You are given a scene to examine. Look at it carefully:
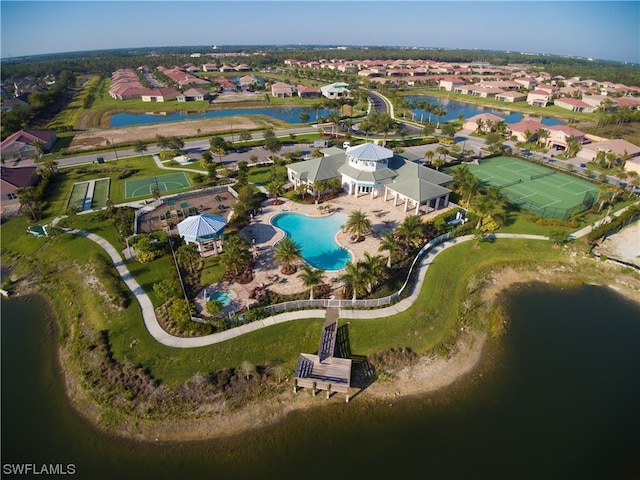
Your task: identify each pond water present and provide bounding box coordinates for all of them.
[2,283,638,480]
[404,95,564,125]
[110,106,331,127]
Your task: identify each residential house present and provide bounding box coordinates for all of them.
[463,113,505,133]
[1,98,29,112]
[544,125,586,151]
[471,87,505,99]
[215,77,237,93]
[176,87,210,102]
[271,82,295,98]
[297,85,321,99]
[320,82,351,99]
[0,129,57,160]
[514,77,537,89]
[576,139,640,166]
[239,75,259,89]
[141,88,180,102]
[506,120,547,143]
[527,89,553,107]
[439,77,466,92]
[0,165,39,204]
[554,97,595,113]
[495,91,526,103]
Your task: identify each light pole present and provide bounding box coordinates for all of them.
[111,138,119,161]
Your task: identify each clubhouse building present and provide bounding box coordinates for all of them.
[287,143,453,215]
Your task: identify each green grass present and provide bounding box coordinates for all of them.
[126,256,176,307]
[67,182,88,211]
[0,203,610,390]
[201,256,225,286]
[346,238,566,355]
[92,178,110,208]
[247,165,287,185]
[44,156,195,220]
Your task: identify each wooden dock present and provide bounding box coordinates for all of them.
[294,308,352,401]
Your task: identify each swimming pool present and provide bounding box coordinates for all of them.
[209,291,233,307]
[271,212,351,271]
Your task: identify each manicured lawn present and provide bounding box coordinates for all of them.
[201,255,225,287]
[247,165,287,185]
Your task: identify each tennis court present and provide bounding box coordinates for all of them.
[466,157,599,219]
[124,172,192,199]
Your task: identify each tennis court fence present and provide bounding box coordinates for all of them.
[506,189,597,220]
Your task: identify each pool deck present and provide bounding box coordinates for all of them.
[195,191,454,315]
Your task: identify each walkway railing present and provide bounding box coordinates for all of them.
[257,232,452,314]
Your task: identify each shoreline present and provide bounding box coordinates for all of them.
[16,258,640,443]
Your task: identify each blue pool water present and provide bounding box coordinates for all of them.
[404,95,564,126]
[271,212,351,271]
[110,106,331,127]
[209,291,233,306]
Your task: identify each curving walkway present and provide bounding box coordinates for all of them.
[76,226,547,348]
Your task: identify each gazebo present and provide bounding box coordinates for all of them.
[176,213,226,255]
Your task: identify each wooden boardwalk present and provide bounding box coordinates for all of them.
[294,308,352,401]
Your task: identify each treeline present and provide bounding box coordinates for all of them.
[3,46,639,86]
[1,69,76,138]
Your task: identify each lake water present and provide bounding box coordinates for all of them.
[2,284,638,479]
[404,95,564,125]
[110,106,331,127]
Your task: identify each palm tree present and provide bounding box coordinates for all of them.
[362,252,385,293]
[452,165,479,207]
[274,237,302,274]
[298,264,325,300]
[424,150,435,165]
[472,194,494,229]
[340,261,367,301]
[397,215,425,249]
[435,145,448,160]
[220,235,252,276]
[378,231,402,268]
[176,243,201,274]
[343,209,372,242]
[433,106,447,128]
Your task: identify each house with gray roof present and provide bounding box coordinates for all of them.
[287,143,452,216]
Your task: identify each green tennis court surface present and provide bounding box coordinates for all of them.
[466,157,599,219]
[124,172,192,199]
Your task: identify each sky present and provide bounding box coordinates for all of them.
[1,1,638,63]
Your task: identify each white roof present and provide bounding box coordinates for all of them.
[345,143,393,161]
[177,214,226,240]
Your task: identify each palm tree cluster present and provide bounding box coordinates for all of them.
[339,253,386,301]
[452,165,507,231]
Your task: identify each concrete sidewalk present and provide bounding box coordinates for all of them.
[75,228,548,348]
